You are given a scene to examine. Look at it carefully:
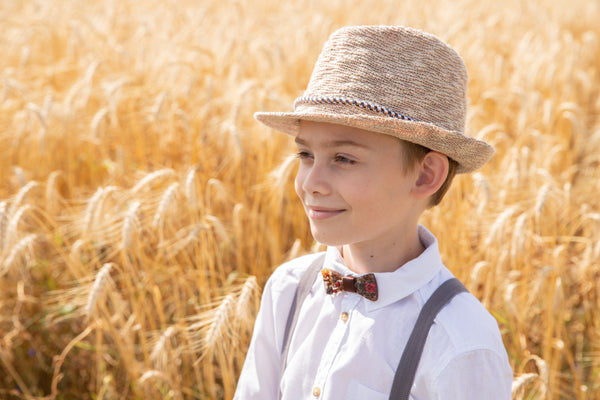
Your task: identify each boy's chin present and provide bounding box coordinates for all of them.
[309,229,347,247]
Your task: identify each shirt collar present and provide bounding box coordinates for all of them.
[322,225,444,311]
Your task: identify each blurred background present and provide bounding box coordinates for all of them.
[0,0,599,398]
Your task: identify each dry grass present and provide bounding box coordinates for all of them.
[0,0,599,398]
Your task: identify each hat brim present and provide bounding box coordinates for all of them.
[254,111,494,174]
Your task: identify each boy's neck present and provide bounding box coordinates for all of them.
[339,226,425,274]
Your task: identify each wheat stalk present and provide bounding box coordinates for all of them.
[232,202,245,266]
[50,323,97,399]
[0,347,33,397]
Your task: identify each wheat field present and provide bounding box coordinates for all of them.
[0,0,599,399]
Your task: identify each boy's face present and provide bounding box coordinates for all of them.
[294,121,421,247]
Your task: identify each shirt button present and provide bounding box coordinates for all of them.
[312,387,321,397]
[341,311,349,322]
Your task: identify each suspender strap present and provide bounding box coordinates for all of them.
[278,253,325,400]
[389,278,468,400]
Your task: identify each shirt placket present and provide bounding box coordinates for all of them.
[310,294,360,399]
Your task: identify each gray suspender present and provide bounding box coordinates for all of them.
[278,254,325,400]
[279,254,468,400]
[389,278,467,399]
[280,254,326,373]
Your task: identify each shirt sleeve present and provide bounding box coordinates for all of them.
[233,264,300,400]
[434,349,513,400]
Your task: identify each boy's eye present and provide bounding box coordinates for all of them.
[334,154,356,164]
[295,151,313,160]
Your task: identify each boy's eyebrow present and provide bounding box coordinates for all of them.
[294,137,369,149]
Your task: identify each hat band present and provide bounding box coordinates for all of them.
[294,96,416,122]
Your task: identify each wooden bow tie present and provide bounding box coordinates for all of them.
[321,269,378,301]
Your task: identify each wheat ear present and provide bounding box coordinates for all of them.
[185,168,197,208]
[9,181,39,216]
[0,234,38,277]
[131,169,175,194]
[5,204,33,249]
[200,294,235,361]
[45,171,67,212]
[150,326,178,371]
[84,263,114,321]
[511,373,539,397]
[235,276,259,326]
[83,186,118,235]
[122,201,141,250]
[0,201,7,253]
[152,182,179,229]
[90,107,109,142]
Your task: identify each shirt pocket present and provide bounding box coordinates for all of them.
[346,381,388,400]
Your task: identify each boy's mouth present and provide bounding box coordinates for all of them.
[306,206,345,220]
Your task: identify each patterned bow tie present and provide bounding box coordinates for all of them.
[321,269,378,301]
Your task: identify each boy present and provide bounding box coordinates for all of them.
[235,25,513,399]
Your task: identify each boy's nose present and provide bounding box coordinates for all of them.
[298,163,331,196]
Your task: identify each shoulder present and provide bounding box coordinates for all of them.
[422,289,512,377]
[416,290,513,396]
[429,291,507,359]
[412,271,507,359]
[264,252,326,297]
[247,252,327,353]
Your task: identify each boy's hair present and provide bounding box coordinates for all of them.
[400,140,458,207]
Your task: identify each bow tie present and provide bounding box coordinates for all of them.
[321,269,378,301]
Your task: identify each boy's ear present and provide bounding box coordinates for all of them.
[412,152,449,200]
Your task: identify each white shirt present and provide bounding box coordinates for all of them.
[235,226,513,399]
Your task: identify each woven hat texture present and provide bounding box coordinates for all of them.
[255,25,494,173]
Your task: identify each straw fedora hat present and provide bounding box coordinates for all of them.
[255,25,494,174]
